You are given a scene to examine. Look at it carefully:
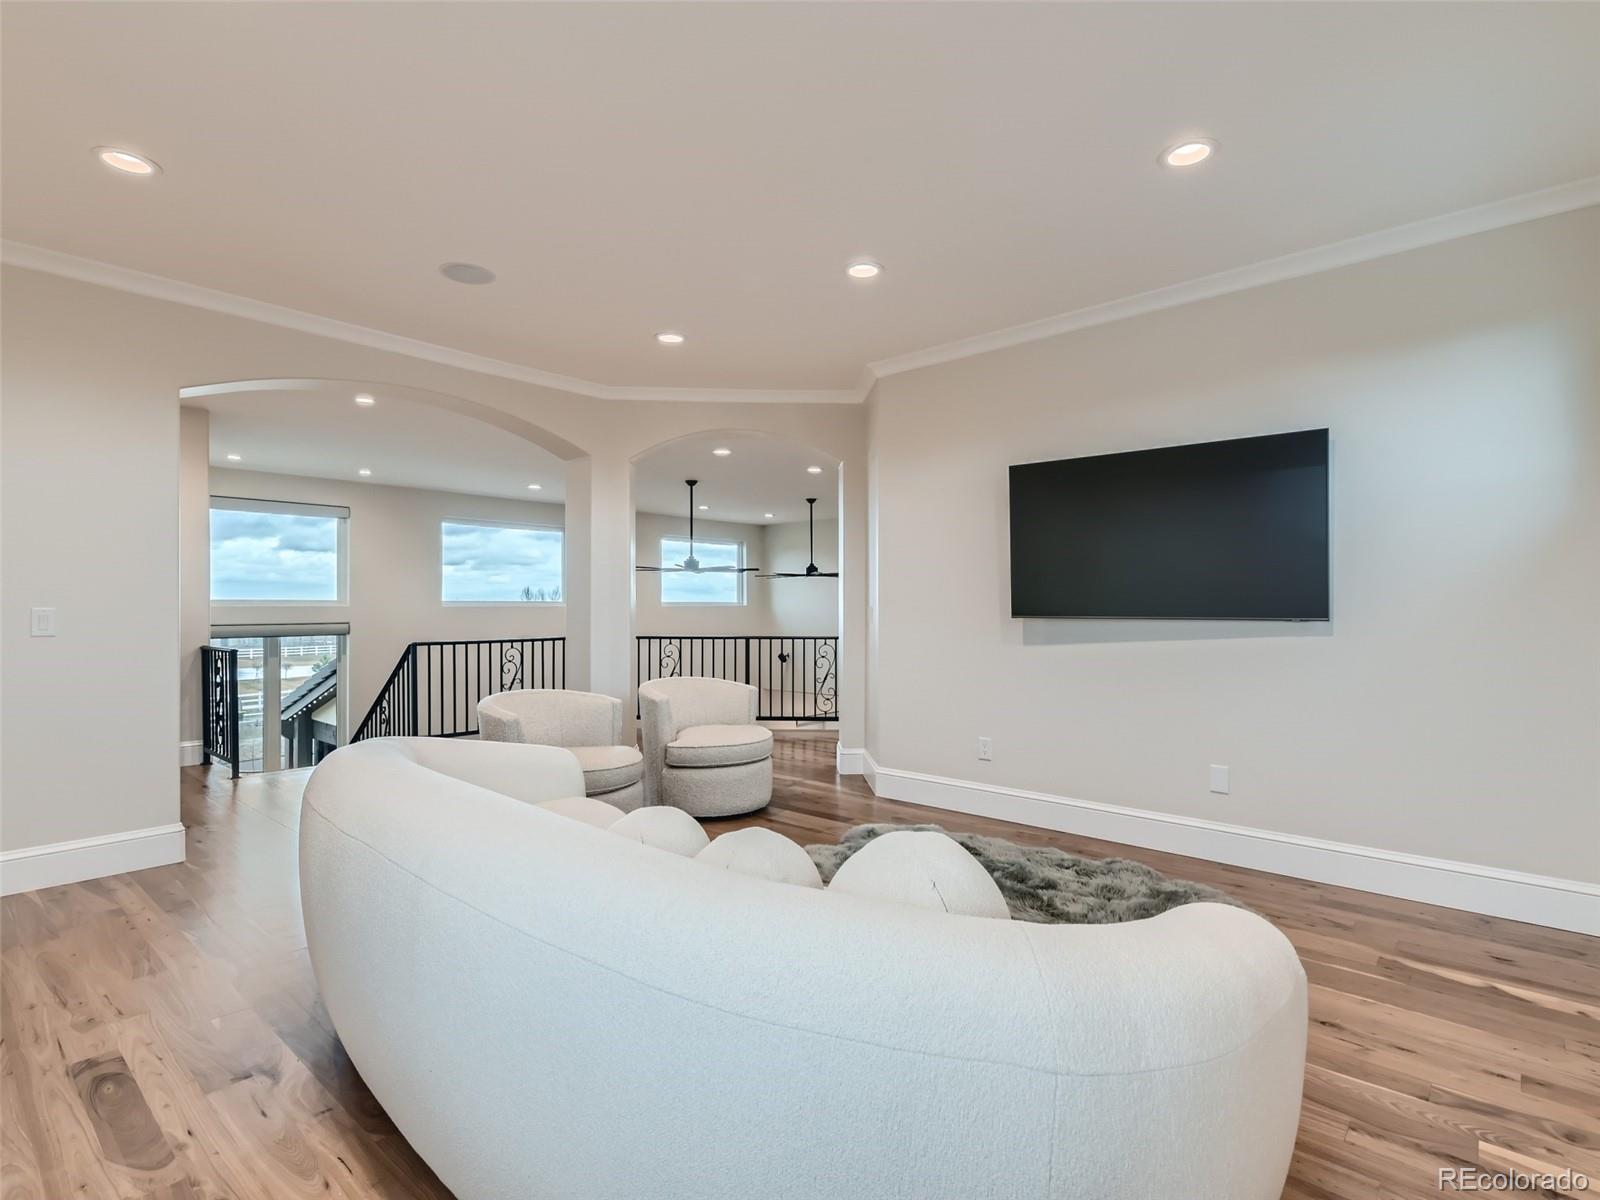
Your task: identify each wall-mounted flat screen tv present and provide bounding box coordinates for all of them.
[1009,428,1329,620]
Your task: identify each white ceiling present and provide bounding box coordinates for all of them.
[202,388,568,503]
[634,432,838,525]
[5,3,1597,393]
[200,388,831,522]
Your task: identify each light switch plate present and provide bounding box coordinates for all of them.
[30,607,57,637]
[1208,764,1230,794]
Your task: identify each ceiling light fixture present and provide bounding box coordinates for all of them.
[1161,139,1216,168]
[712,447,732,457]
[698,504,710,511]
[846,260,882,279]
[439,262,496,285]
[358,468,372,477]
[354,393,376,406]
[764,513,774,520]
[807,465,824,474]
[656,332,685,346]
[527,483,543,491]
[225,453,242,462]
[95,147,160,176]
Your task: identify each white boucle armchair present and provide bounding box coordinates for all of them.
[637,677,773,817]
[478,688,644,810]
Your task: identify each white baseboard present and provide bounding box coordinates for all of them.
[836,746,865,776]
[178,740,204,767]
[860,753,1600,935]
[1,823,187,896]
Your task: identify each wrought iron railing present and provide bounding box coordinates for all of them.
[201,645,242,778]
[353,637,566,742]
[636,635,838,722]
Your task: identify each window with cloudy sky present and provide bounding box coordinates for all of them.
[211,505,342,602]
[441,521,564,603]
[660,537,744,604]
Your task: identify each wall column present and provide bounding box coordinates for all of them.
[564,454,634,710]
[178,406,211,765]
[836,454,868,765]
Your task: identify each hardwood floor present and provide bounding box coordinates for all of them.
[3,735,1596,1198]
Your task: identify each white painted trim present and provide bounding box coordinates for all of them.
[867,176,1600,379]
[860,753,1600,935]
[835,746,865,776]
[1,824,186,896]
[0,241,858,406]
[178,740,204,767]
[6,178,1597,403]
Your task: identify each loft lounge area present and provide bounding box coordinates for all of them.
[2,4,1597,1199]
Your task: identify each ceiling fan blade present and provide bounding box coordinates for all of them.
[634,564,686,573]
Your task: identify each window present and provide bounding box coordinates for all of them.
[211,498,347,603]
[660,536,744,605]
[441,520,564,603]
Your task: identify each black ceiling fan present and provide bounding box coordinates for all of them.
[636,480,761,575]
[760,498,838,578]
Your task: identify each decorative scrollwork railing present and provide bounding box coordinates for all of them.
[201,645,242,778]
[353,637,566,742]
[635,636,840,723]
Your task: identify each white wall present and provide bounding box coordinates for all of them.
[866,207,1600,886]
[765,517,840,636]
[207,468,565,725]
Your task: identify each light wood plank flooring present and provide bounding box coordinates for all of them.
[3,736,1596,1198]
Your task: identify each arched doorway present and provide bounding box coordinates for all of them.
[630,430,843,736]
[178,377,584,772]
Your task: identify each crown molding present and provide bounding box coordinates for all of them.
[7,175,1596,402]
[867,175,1600,379]
[0,240,859,406]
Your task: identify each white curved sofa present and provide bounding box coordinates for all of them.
[300,738,1307,1200]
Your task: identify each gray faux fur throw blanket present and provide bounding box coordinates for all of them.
[806,823,1241,924]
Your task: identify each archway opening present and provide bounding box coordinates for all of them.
[178,378,580,773]
[630,430,842,733]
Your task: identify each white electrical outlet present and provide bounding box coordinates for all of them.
[1209,764,1230,794]
[977,736,993,762]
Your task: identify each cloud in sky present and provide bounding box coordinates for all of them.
[442,523,564,601]
[211,510,339,600]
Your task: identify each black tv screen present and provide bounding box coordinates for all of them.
[1009,429,1329,620]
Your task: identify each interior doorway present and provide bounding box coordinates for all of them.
[630,430,842,730]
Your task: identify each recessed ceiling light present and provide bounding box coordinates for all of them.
[807,465,823,474]
[698,504,710,511]
[712,447,732,457]
[95,147,160,176]
[764,512,775,520]
[354,393,376,406]
[225,453,241,462]
[439,262,496,285]
[656,332,685,346]
[358,468,372,477]
[527,483,542,491]
[846,260,882,279]
[1161,139,1216,168]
